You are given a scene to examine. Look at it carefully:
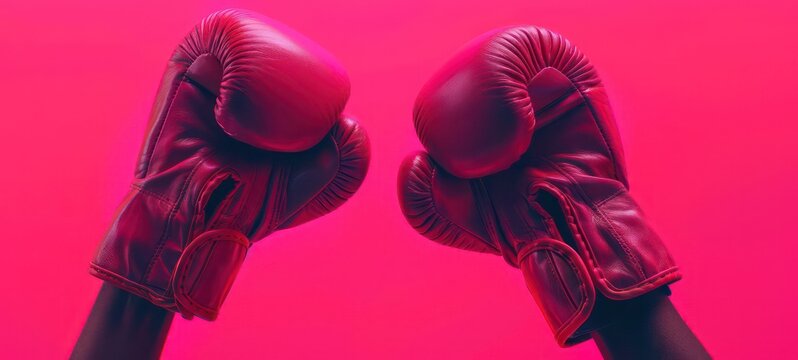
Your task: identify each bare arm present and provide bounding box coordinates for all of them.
[592,294,709,360]
[72,283,174,360]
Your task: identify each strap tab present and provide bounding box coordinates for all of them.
[172,229,249,320]
[518,238,595,346]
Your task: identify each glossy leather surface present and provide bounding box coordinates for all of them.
[399,26,678,346]
[90,9,370,320]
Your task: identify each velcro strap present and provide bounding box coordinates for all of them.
[172,229,249,320]
[518,238,595,347]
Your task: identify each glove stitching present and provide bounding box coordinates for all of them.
[532,173,680,295]
[175,233,247,318]
[472,179,506,254]
[519,241,591,344]
[89,263,175,308]
[270,165,289,230]
[593,198,647,279]
[220,169,245,231]
[139,71,194,281]
[544,250,578,310]
[579,89,625,184]
[544,244,589,342]
[186,241,218,296]
[532,76,581,116]
[592,187,625,208]
[130,183,175,205]
[141,73,191,178]
[540,157,647,281]
[143,155,209,285]
[242,164,272,237]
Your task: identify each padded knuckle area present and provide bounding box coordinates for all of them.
[413,26,599,179]
[175,8,350,152]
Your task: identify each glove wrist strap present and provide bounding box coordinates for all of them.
[518,238,596,346]
[172,229,249,320]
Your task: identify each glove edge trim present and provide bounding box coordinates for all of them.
[518,238,596,347]
[88,263,177,312]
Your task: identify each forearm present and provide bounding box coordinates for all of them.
[72,282,174,360]
[592,295,709,360]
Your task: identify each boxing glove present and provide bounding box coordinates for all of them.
[399,26,679,346]
[90,9,370,321]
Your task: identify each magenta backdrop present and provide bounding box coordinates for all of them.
[1,0,796,358]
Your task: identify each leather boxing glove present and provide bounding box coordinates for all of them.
[90,9,370,321]
[399,26,679,346]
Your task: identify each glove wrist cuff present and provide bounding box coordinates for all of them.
[518,236,677,347]
[89,229,249,321]
[88,262,177,310]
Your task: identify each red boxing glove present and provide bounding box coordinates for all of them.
[399,26,679,346]
[90,9,370,321]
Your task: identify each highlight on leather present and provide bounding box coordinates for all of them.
[174,8,350,152]
[413,26,597,179]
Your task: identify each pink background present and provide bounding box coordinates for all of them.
[1,0,796,358]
